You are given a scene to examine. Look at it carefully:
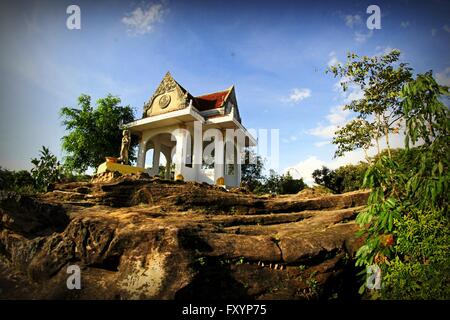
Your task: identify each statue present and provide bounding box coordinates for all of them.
[97,129,144,175]
[117,129,131,165]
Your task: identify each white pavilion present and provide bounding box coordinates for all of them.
[123,72,256,187]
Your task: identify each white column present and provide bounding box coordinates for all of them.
[192,121,203,181]
[214,132,225,184]
[174,129,186,179]
[236,145,242,187]
[137,140,147,168]
[151,140,161,176]
[161,146,172,180]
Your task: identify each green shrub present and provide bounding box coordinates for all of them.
[31,146,63,192]
[381,210,450,299]
[355,72,450,299]
[0,167,36,193]
[334,163,369,193]
[312,163,368,194]
[254,170,306,195]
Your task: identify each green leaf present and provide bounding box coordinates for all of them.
[388,213,393,231]
[358,283,366,295]
[385,197,396,208]
[438,162,443,175]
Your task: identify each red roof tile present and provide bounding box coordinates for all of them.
[194,89,230,111]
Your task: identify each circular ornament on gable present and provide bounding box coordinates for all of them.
[159,94,171,109]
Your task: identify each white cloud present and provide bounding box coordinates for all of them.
[444,25,450,33]
[284,151,370,185]
[285,127,409,186]
[344,86,364,104]
[354,30,373,43]
[281,134,300,144]
[334,77,364,104]
[375,45,394,55]
[341,13,372,43]
[285,156,326,185]
[308,77,364,145]
[308,124,338,139]
[121,2,166,35]
[431,28,437,37]
[333,75,350,91]
[283,88,311,103]
[308,105,352,139]
[326,105,351,125]
[344,14,362,28]
[327,51,340,68]
[400,21,410,28]
[314,141,330,147]
[436,67,450,87]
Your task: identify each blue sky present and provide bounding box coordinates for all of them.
[0,0,449,183]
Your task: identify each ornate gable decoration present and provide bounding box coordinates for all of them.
[143,72,189,118]
[224,86,241,123]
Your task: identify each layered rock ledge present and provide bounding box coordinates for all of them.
[0,174,369,299]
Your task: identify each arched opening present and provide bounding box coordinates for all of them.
[144,133,175,179]
[144,150,169,176]
[224,140,240,187]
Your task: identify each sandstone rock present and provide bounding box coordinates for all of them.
[295,186,333,199]
[90,171,122,184]
[0,176,368,300]
[0,191,69,238]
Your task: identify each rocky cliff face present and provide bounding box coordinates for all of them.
[0,173,368,300]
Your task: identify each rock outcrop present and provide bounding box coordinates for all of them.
[0,174,369,300]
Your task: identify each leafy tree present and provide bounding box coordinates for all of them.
[256,169,281,194]
[255,170,306,195]
[335,162,369,193]
[240,148,265,191]
[312,166,344,193]
[329,49,450,299]
[31,146,62,192]
[59,171,92,183]
[278,171,306,194]
[0,167,34,192]
[332,119,375,161]
[312,163,370,194]
[0,167,17,190]
[350,71,450,299]
[13,170,34,187]
[329,49,413,159]
[60,94,136,173]
[312,152,424,195]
